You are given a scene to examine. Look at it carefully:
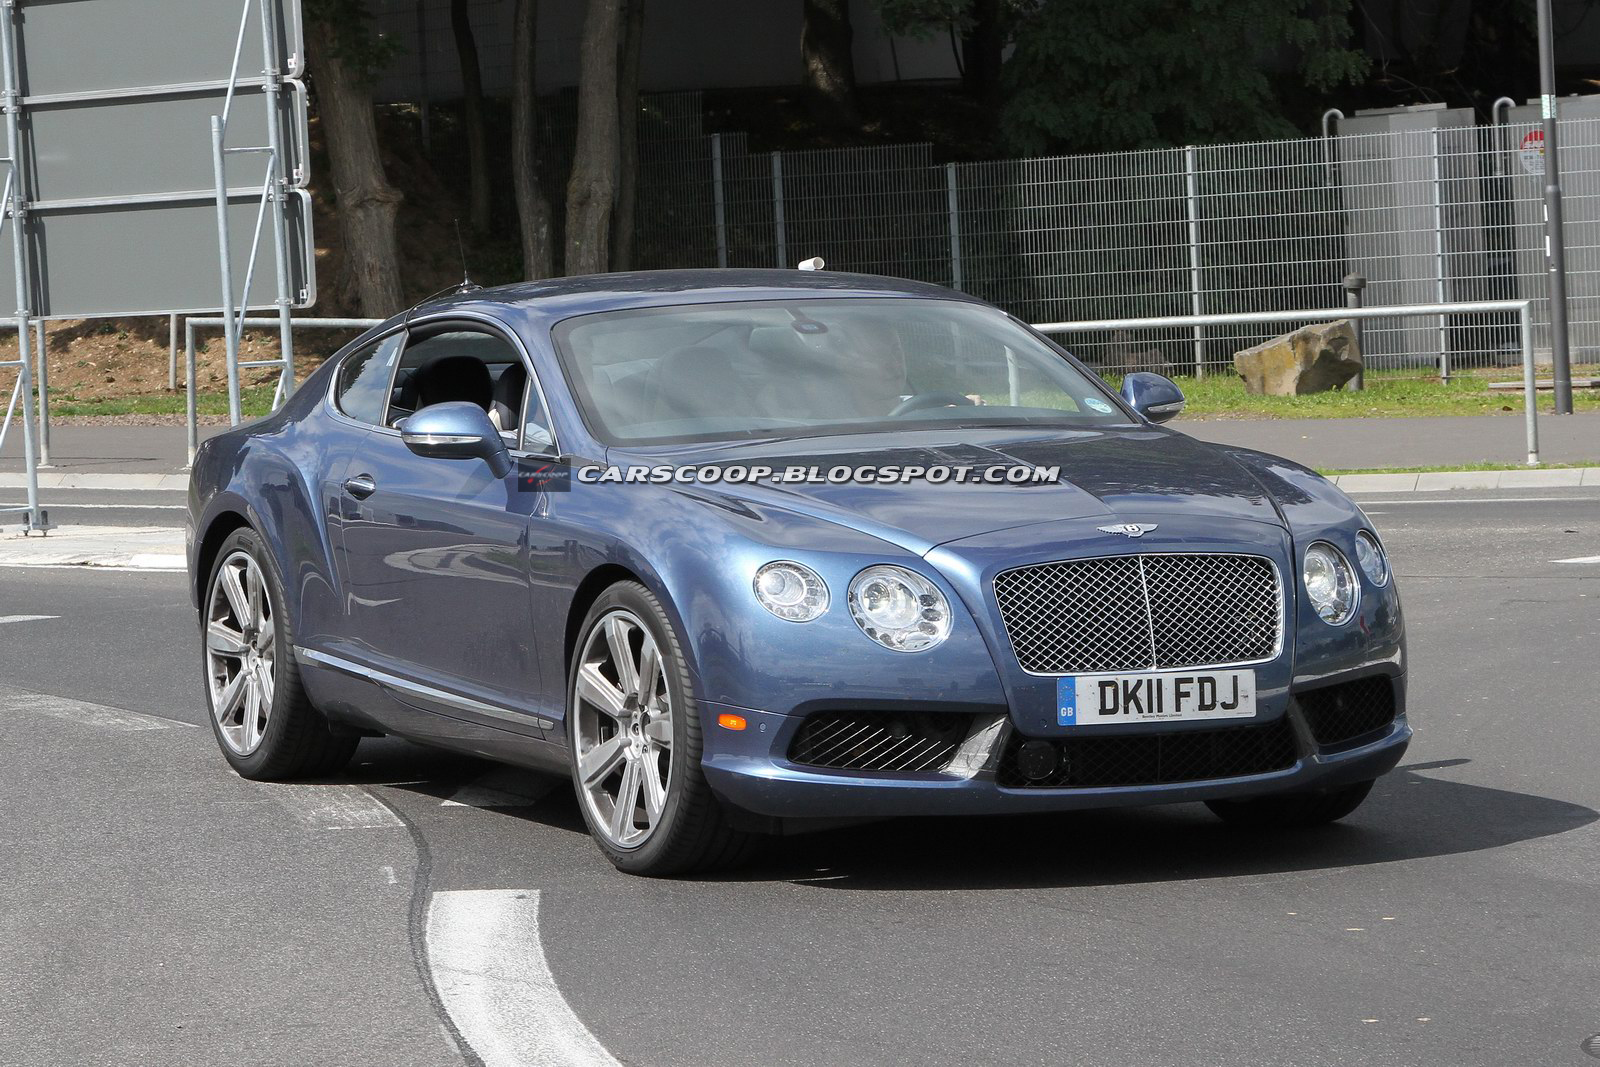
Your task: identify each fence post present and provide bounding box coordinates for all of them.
[1183,146,1204,377]
[945,162,963,291]
[1429,127,1449,382]
[33,319,48,466]
[1343,273,1366,391]
[1520,301,1540,465]
[168,313,179,391]
[186,320,198,467]
[771,151,787,268]
[711,133,727,268]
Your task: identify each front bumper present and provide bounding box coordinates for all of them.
[701,675,1410,820]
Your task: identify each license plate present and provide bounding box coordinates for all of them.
[1057,669,1256,726]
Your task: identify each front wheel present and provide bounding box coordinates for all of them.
[1205,780,1374,828]
[567,581,755,876]
[202,528,357,780]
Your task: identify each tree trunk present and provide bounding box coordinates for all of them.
[565,0,623,276]
[306,20,404,317]
[512,0,554,279]
[801,0,860,129]
[961,0,1004,109]
[611,0,645,271]
[450,0,491,232]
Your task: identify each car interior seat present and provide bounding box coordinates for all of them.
[647,345,760,424]
[489,362,527,434]
[409,354,493,413]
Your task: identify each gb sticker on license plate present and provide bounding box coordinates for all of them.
[1057,668,1256,726]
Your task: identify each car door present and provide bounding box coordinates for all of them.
[337,321,548,733]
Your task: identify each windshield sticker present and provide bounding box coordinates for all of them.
[1084,397,1114,413]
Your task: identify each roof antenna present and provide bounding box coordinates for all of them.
[454,219,480,293]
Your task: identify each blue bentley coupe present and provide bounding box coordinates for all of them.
[187,270,1409,875]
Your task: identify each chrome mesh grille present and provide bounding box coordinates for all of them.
[994,553,1281,674]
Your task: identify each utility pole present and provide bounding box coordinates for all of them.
[1537,0,1575,414]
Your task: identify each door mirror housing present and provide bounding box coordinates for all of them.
[1119,372,1186,424]
[399,402,513,479]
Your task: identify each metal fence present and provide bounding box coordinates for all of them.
[628,103,1600,381]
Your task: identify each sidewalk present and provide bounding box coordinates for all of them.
[4,412,1596,478]
[0,525,185,570]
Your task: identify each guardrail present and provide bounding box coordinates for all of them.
[1033,299,1543,466]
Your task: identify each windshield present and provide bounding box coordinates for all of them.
[551,297,1130,446]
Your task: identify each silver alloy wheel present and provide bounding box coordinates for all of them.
[205,549,276,756]
[572,609,674,849]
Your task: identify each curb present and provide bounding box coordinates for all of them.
[1329,467,1600,493]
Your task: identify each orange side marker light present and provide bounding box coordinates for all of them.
[717,713,748,731]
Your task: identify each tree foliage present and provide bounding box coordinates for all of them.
[999,0,1368,154]
[302,0,400,85]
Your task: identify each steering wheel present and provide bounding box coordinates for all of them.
[889,391,976,417]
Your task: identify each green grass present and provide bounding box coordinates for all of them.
[49,386,278,418]
[1164,370,1600,419]
[1314,461,1593,475]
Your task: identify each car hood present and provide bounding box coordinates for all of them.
[617,427,1285,555]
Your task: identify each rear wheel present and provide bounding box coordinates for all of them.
[203,528,358,780]
[1205,780,1374,828]
[567,581,755,876]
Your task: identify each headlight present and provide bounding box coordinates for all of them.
[1354,530,1388,587]
[847,565,952,652]
[1302,542,1358,625]
[752,561,829,622]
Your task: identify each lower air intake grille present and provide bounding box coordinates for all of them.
[1297,676,1397,746]
[788,711,972,773]
[996,718,1299,789]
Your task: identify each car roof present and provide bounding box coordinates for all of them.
[413,268,989,325]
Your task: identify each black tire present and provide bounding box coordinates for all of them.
[567,581,757,876]
[201,527,358,780]
[1205,779,1374,828]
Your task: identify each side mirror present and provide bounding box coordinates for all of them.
[399,401,513,479]
[1119,372,1186,424]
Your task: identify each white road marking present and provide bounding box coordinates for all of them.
[0,614,57,625]
[0,684,195,731]
[1552,554,1600,564]
[441,768,557,809]
[262,784,406,830]
[426,889,621,1067]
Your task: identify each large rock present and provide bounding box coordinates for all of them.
[1233,321,1361,396]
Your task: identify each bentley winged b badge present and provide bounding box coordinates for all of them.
[1097,523,1159,538]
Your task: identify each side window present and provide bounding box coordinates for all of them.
[334,333,404,425]
[385,327,516,428]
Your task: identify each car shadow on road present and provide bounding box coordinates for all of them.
[727,759,1599,891]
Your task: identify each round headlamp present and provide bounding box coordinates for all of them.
[1354,530,1388,587]
[847,565,952,652]
[1302,542,1358,625]
[752,561,828,622]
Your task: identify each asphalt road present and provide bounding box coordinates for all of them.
[2,488,1598,1067]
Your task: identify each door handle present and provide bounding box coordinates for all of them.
[343,474,377,500]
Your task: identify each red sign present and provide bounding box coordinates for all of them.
[1520,129,1546,175]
